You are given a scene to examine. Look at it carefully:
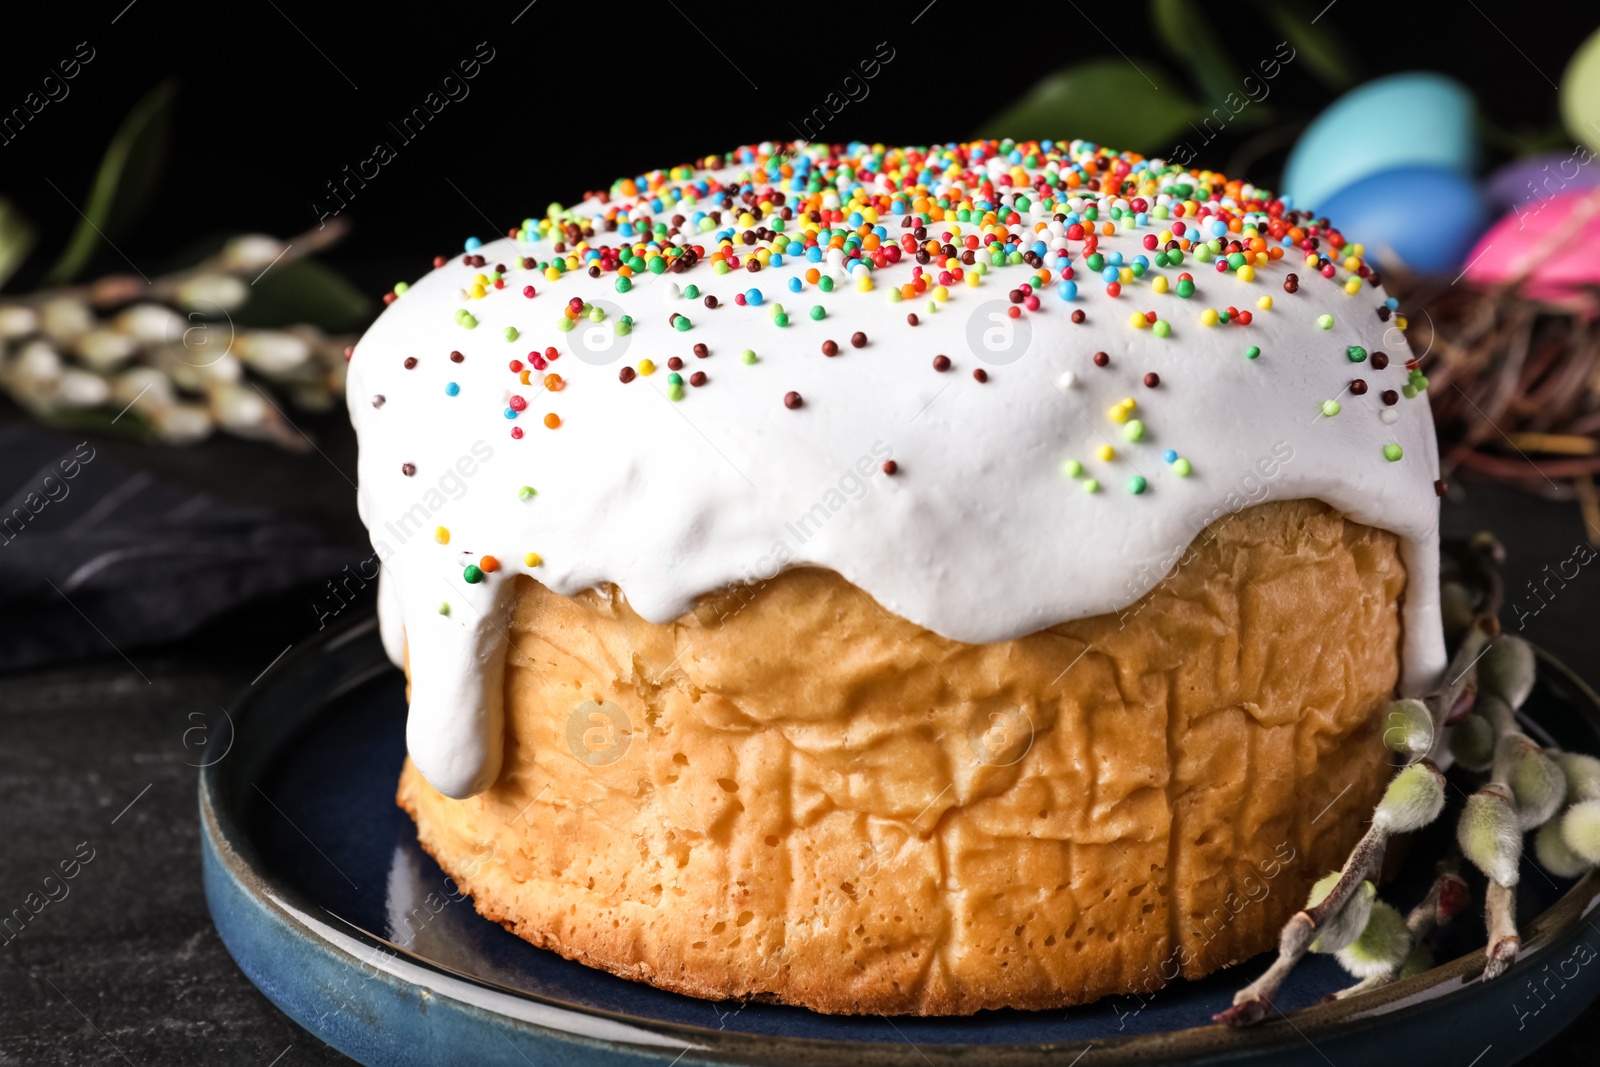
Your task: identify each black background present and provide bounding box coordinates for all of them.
[0,0,1593,286]
[3,2,1600,1065]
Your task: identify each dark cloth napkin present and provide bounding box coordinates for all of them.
[0,425,357,671]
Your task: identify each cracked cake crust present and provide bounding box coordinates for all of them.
[397,498,1405,1015]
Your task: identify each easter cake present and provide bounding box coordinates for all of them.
[347,139,1446,1015]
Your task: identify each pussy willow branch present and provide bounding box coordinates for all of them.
[1484,880,1520,979]
[1323,854,1469,1001]
[1448,533,1507,629]
[0,218,351,312]
[1477,693,1528,978]
[1426,617,1496,754]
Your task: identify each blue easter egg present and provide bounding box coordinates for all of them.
[1283,73,1477,212]
[1317,165,1489,274]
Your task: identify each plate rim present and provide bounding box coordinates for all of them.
[200,612,1600,1065]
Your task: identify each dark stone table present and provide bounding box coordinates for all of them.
[1,407,1596,1065]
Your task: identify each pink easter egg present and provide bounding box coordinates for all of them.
[1462,187,1600,305]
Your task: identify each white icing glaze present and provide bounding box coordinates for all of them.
[348,143,1446,799]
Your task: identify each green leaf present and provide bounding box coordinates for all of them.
[1256,0,1358,90]
[234,258,369,331]
[0,197,36,291]
[43,79,176,286]
[976,59,1203,154]
[38,405,153,441]
[1150,0,1243,105]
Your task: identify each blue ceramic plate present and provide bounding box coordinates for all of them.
[201,615,1600,1066]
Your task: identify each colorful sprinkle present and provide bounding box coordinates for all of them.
[405,143,1406,541]
[1384,444,1404,462]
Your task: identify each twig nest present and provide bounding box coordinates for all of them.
[1335,900,1412,979]
[1562,799,1600,866]
[1375,762,1447,833]
[112,303,187,344]
[1449,714,1496,772]
[1535,816,1592,879]
[1459,783,1523,886]
[1554,751,1600,804]
[1307,875,1377,954]
[1497,735,1566,830]
[1381,699,1434,759]
[1479,636,1536,709]
[74,328,139,371]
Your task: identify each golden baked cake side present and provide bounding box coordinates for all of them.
[397,498,1405,1015]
